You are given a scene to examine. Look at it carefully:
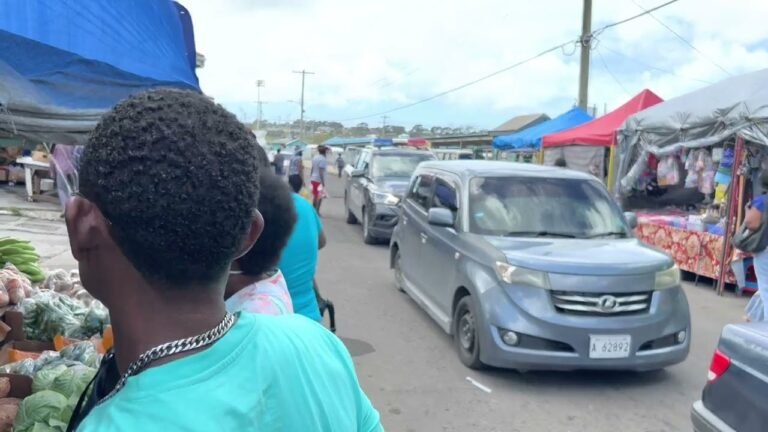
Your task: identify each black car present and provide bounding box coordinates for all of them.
[344,148,435,244]
[691,322,768,432]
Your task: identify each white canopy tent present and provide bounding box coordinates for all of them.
[616,68,768,195]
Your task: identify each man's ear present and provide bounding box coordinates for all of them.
[64,196,111,262]
[233,211,264,260]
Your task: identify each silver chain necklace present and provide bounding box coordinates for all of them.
[98,312,237,405]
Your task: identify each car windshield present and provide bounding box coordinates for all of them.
[371,154,433,178]
[468,176,628,238]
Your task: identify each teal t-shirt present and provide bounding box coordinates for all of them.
[78,313,382,431]
[279,194,323,321]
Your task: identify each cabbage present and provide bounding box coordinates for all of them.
[49,365,96,400]
[32,365,68,393]
[13,390,68,432]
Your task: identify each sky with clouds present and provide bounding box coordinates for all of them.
[181,0,768,130]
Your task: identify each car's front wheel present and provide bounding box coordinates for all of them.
[454,295,484,369]
[362,209,377,245]
[345,193,357,224]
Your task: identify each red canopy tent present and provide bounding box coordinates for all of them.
[542,89,663,148]
[407,138,429,148]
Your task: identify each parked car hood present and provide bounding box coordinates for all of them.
[483,236,672,276]
[372,177,410,197]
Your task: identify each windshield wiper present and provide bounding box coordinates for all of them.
[583,231,628,239]
[504,230,579,238]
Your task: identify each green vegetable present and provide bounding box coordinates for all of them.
[20,291,110,341]
[13,390,68,432]
[49,366,95,400]
[31,365,68,393]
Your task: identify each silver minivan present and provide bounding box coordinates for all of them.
[390,161,690,370]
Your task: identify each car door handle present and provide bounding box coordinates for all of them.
[420,233,428,243]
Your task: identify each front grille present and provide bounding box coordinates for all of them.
[551,291,651,316]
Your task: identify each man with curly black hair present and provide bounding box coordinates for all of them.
[65,89,382,432]
[225,172,297,315]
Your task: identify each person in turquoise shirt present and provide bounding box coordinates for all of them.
[64,89,382,432]
[280,175,326,321]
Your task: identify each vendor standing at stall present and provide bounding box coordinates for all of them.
[744,175,768,322]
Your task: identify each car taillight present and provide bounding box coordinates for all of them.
[707,349,731,382]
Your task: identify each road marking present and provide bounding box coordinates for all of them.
[465,376,492,393]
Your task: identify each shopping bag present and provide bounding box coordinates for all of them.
[733,207,768,253]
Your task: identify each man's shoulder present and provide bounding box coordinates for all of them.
[242,314,345,360]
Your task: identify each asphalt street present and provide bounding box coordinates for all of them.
[0,177,751,432]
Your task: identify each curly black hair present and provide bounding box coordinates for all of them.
[79,89,261,286]
[238,173,297,276]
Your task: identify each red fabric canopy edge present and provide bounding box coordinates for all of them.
[541,89,663,148]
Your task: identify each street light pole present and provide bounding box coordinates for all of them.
[577,0,593,110]
[292,70,315,138]
[255,80,265,130]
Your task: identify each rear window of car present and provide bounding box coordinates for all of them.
[371,153,435,178]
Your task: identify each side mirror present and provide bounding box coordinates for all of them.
[351,169,365,178]
[624,212,638,229]
[428,207,455,227]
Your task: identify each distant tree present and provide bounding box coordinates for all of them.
[410,124,428,137]
[389,125,406,136]
[350,122,370,136]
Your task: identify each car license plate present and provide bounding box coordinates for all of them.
[589,335,631,359]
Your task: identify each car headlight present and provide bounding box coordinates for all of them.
[370,190,400,205]
[494,262,550,289]
[654,265,681,289]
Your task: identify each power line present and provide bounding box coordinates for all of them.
[598,44,713,84]
[629,0,731,76]
[338,0,680,122]
[595,48,631,95]
[592,0,679,36]
[336,41,574,122]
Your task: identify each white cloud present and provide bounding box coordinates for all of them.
[182,0,768,127]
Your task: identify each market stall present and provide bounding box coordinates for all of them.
[616,67,768,294]
[0,2,202,427]
[492,106,592,162]
[542,89,663,186]
[0,0,201,204]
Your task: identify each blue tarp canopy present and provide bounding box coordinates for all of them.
[492,107,593,152]
[0,0,200,144]
[323,136,374,146]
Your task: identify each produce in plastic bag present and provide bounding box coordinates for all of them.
[41,271,72,294]
[13,390,68,432]
[49,366,95,401]
[0,351,84,377]
[20,291,110,341]
[59,342,100,369]
[31,365,68,394]
[0,359,37,376]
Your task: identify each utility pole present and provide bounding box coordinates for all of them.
[255,80,265,130]
[292,70,315,138]
[577,0,592,110]
[381,115,389,136]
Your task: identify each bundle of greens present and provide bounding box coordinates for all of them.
[14,365,96,432]
[19,291,109,342]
